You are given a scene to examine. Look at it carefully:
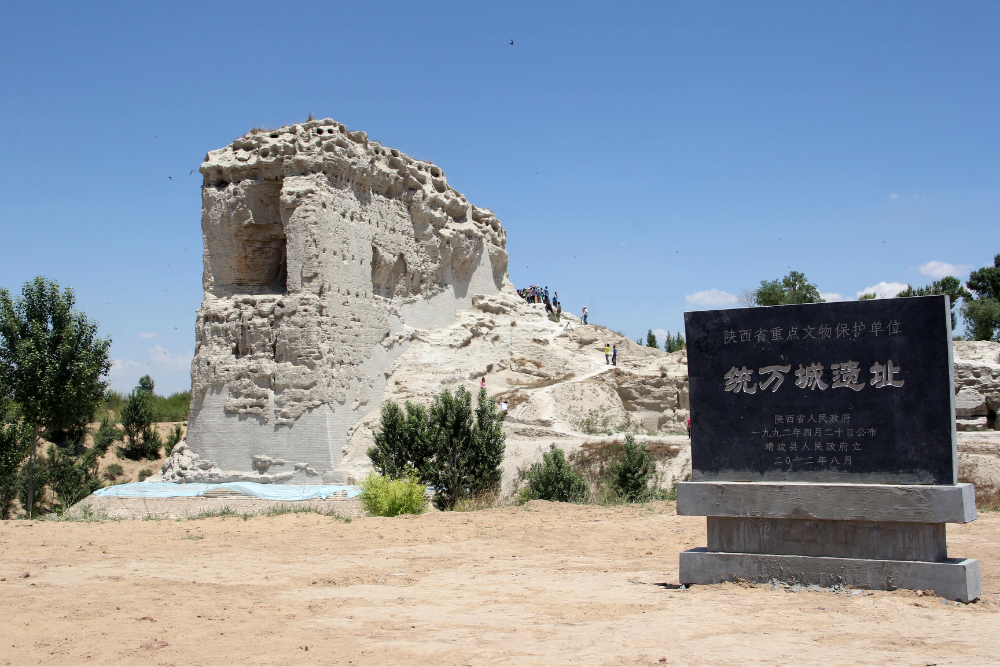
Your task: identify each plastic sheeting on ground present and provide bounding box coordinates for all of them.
[92,481,361,500]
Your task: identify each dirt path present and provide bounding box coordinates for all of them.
[2,501,999,665]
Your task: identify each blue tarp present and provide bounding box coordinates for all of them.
[92,482,361,500]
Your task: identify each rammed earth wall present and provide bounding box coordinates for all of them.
[186,119,509,483]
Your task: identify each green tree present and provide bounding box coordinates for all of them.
[420,387,507,510]
[0,402,31,519]
[896,276,970,330]
[961,254,1000,342]
[471,387,505,495]
[664,331,686,353]
[753,271,824,307]
[519,444,587,503]
[368,387,506,510]
[0,277,111,518]
[47,443,102,510]
[858,292,877,300]
[607,434,655,502]
[120,376,162,460]
[646,329,659,349]
[367,400,432,480]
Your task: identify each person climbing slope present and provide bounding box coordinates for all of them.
[612,345,617,366]
[605,343,610,364]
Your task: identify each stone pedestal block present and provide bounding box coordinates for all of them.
[677,482,981,602]
[679,549,981,602]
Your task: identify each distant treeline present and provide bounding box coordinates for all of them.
[104,389,190,422]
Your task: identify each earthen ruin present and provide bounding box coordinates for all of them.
[181,118,508,483]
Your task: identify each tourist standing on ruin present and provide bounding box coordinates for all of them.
[612,345,618,366]
[582,306,588,324]
[605,343,610,364]
[480,376,486,390]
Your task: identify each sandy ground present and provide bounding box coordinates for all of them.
[1,501,999,666]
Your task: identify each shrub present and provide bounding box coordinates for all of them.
[91,413,120,456]
[151,391,191,422]
[358,471,427,517]
[47,444,102,510]
[606,434,656,502]
[368,387,506,511]
[103,389,126,414]
[102,463,124,481]
[119,376,161,460]
[137,468,154,482]
[0,405,30,519]
[164,424,184,453]
[519,444,587,503]
[368,400,431,479]
[422,387,505,510]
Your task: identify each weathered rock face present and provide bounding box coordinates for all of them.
[184,119,508,483]
[953,341,1000,432]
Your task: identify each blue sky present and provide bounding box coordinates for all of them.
[1,1,997,395]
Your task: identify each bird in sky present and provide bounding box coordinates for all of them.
[169,176,172,180]
[509,40,513,45]
[190,170,194,175]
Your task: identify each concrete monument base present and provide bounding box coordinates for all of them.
[680,549,981,602]
[677,481,982,602]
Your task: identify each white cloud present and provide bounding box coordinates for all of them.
[856,281,909,299]
[890,193,898,199]
[918,260,974,280]
[108,358,141,382]
[685,289,738,306]
[108,346,193,392]
[137,331,159,339]
[149,345,194,371]
[820,292,846,302]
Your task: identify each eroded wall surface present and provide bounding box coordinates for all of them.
[182,119,508,483]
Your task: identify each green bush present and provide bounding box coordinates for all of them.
[368,400,431,480]
[47,444,102,510]
[422,387,506,510]
[519,444,587,503]
[137,468,154,482]
[120,376,161,460]
[102,462,124,481]
[368,387,506,511]
[91,413,120,456]
[151,391,190,422]
[358,471,427,517]
[607,434,656,502]
[0,405,31,519]
[103,389,126,413]
[164,424,184,453]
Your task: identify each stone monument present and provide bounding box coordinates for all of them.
[677,295,981,601]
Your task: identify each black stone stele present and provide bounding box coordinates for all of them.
[684,295,956,484]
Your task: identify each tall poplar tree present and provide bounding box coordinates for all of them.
[0,277,111,517]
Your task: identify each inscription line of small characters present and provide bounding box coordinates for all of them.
[773,455,853,467]
[724,360,903,394]
[723,320,900,344]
